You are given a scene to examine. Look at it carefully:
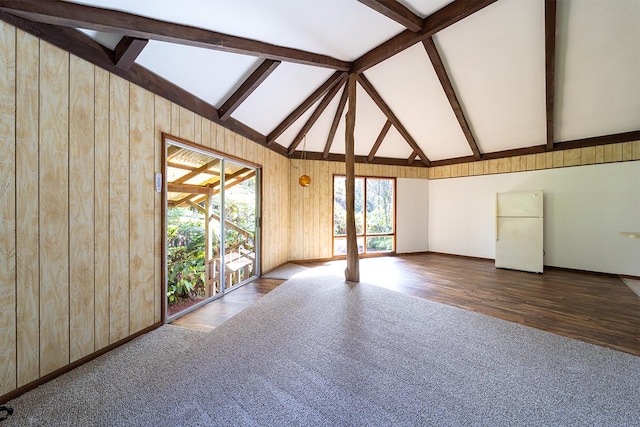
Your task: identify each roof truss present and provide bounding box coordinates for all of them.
[356,0,423,32]
[1,0,634,169]
[0,0,351,70]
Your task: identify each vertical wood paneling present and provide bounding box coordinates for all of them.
[179,106,194,141]
[69,55,95,362]
[215,123,225,152]
[39,41,69,376]
[170,103,179,135]
[15,29,39,387]
[109,75,130,344]
[0,20,17,395]
[93,66,110,351]
[193,114,201,145]
[154,95,171,324]
[201,118,211,150]
[129,85,155,334]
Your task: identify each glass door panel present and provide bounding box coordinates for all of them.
[166,145,222,318]
[222,161,258,291]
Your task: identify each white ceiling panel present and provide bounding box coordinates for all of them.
[77,29,120,50]
[230,63,334,136]
[555,0,640,142]
[300,91,345,153]
[365,43,472,161]
[375,126,414,159]
[275,98,322,152]
[398,0,456,18]
[434,0,546,153]
[135,41,258,108]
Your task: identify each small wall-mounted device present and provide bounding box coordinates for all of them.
[155,172,162,193]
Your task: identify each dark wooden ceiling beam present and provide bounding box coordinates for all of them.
[357,74,430,166]
[290,129,640,167]
[407,150,418,164]
[287,76,347,155]
[422,37,481,159]
[367,120,392,162]
[292,151,428,167]
[556,130,640,150]
[352,0,497,73]
[545,0,557,151]
[356,0,423,32]
[0,0,351,70]
[113,36,148,70]
[267,71,346,145]
[323,84,349,159]
[219,59,281,121]
[0,11,291,158]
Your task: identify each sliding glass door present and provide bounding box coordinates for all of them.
[164,137,260,321]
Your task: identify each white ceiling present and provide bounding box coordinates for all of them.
[67,0,639,164]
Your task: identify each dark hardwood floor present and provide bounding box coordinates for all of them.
[172,253,640,356]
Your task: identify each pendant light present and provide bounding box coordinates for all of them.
[298,134,311,187]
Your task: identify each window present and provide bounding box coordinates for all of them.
[333,175,395,256]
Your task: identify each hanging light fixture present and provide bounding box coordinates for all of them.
[298,134,311,187]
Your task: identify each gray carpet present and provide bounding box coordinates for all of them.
[4,265,640,426]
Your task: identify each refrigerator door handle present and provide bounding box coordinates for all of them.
[495,196,499,241]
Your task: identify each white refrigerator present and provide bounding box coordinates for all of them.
[495,190,544,273]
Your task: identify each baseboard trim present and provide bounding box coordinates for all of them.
[0,322,163,405]
[424,251,493,262]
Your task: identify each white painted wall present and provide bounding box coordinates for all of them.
[396,178,429,253]
[428,162,640,276]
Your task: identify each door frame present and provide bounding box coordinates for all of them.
[161,133,261,322]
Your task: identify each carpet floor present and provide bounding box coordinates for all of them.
[4,265,639,426]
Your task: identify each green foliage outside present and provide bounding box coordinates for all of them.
[333,177,394,253]
[167,176,257,305]
[166,207,206,304]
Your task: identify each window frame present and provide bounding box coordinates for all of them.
[332,174,396,258]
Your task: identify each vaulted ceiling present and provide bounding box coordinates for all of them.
[1,0,638,167]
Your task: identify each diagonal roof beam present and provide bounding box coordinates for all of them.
[357,0,423,32]
[0,0,351,71]
[288,76,347,155]
[219,59,281,121]
[408,150,418,164]
[357,74,430,166]
[323,84,349,159]
[367,120,392,162]
[113,36,148,70]
[352,0,497,73]
[545,0,557,151]
[267,71,346,145]
[422,37,481,159]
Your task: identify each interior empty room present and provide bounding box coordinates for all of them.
[0,0,638,425]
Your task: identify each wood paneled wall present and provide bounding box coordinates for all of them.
[428,143,640,179]
[0,22,290,398]
[288,160,429,260]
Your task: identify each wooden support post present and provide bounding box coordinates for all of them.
[345,73,360,283]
